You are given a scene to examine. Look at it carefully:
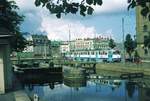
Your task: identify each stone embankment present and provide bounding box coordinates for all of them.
[96,63,150,76]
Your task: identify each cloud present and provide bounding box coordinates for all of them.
[93,0,128,14]
[14,0,133,42]
[15,0,97,41]
[39,15,96,40]
[15,0,129,16]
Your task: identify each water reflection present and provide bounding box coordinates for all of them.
[15,68,150,101]
[23,77,150,101]
[125,81,138,98]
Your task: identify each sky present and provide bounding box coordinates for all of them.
[15,0,136,42]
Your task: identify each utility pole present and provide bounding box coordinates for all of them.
[122,18,125,64]
[45,40,47,59]
[68,24,71,59]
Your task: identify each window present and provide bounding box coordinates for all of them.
[143,25,148,32]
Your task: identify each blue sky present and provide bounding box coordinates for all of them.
[15,0,136,42]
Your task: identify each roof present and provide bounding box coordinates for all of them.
[32,34,48,39]
[0,35,12,37]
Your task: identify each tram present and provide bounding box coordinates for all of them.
[65,49,121,62]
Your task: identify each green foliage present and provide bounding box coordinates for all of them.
[128,0,150,21]
[124,34,135,57]
[11,32,28,52]
[34,0,103,18]
[109,39,116,49]
[0,0,24,33]
[0,0,27,52]
[35,0,150,19]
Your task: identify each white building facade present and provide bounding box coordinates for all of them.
[59,35,121,62]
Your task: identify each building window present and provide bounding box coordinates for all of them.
[143,25,148,32]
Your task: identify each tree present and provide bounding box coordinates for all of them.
[109,39,116,49]
[11,32,28,52]
[34,0,102,18]
[128,0,150,21]
[0,0,27,52]
[35,0,150,20]
[124,34,135,59]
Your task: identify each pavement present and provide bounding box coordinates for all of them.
[0,90,31,101]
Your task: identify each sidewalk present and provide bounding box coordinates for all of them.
[0,90,31,101]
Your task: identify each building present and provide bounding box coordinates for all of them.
[136,4,150,59]
[0,28,13,94]
[51,41,61,58]
[22,34,51,58]
[60,35,115,62]
[60,41,70,54]
[32,35,51,57]
[23,34,33,52]
[94,37,110,51]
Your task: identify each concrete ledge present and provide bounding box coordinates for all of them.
[96,63,150,76]
[14,90,31,101]
[0,90,31,101]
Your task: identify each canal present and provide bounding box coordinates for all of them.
[21,74,150,101]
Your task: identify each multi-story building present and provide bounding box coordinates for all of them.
[60,41,70,54]
[136,4,150,59]
[23,35,33,53]
[32,35,51,57]
[51,41,61,58]
[94,37,110,50]
[17,34,51,58]
[60,35,114,61]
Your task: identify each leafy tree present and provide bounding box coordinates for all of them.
[11,32,28,52]
[128,0,150,21]
[124,34,135,58]
[34,0,103,18]
[109,39,116,49]
[0,0,27,52]
[35,0,150,19]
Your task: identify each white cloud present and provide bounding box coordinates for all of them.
[15,0,129,15]
[93,0,128,14]
[39,15,96,40]
[14,0,129,41]
[15,0,38,12]
[15,0,97,41]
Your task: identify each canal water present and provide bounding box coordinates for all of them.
[24,78,143,101]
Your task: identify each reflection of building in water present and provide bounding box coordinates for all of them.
[64,78,86,88]
[91,79,122,88]
[138,78,150,101]
[125,81,138,98]
[63,68,86,88]
[139,87,150,101]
